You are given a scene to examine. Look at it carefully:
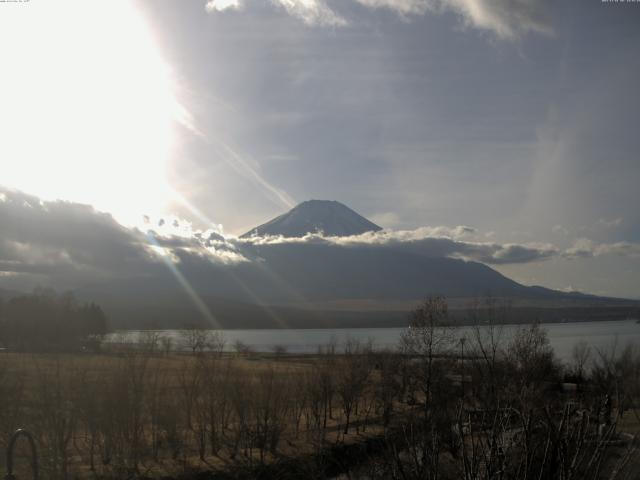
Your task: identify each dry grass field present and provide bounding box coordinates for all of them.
[1,309,639,479]
[0,347,402,479]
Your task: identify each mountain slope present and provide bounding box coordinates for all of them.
[78,236,640,329]
[242,200,382,238]
[72,200,639,328]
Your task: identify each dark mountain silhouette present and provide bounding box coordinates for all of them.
[68,200,639,328]
[242,200,382,238]
[79,255,638,329]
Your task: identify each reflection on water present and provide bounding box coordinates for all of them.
[107,319,640,362]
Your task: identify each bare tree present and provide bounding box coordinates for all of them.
[138,330,161,355]
[391,297,457,479]
[506,322,559,407]
[336,339,371,435]
[271,344,288,358]
[233,339,253,357]
[181,328,208,354]
[33,357,78,480]
[373,350,402,429]
[252,366,290,462]
[467,296,508,407]
[160,335,174,356]
[402,296,455,404]
[0,355,24,450]
[199,356,233,456]
[571,339,591,381]
[177,357,206,459]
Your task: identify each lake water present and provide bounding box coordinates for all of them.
[109,319,640,363]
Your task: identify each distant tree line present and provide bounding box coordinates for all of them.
[0,288,109,351]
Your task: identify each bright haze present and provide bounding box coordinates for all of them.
[1,0,640,315]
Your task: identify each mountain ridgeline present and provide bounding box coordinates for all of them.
[78,200,638,329]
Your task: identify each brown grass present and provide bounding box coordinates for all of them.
[0,350,395,479]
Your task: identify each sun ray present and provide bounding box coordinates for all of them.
[145,233,221,330]
[210,138,296,210]
[168,190,292,329]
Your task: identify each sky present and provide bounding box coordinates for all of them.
[1,0,639,299]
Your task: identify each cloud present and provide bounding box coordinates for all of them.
[552,224,569,236]
[564,238,640,260]
[240,227,558,265]
[0,187,562,296]
[206,0,347,26]
[205,0,242,12]
[353,0,431,16]
[482,242,558,264]
[596,217,623,229]
[595,242,640,258]
[353,0,554,38]
[0,188,246,288]
[276,0,348,26]
[563,238,596,259]
[3,187,639,300]
[437,0,552,39]
[204,0,552,38]
[0,188,154,280]
[146,228,249,265]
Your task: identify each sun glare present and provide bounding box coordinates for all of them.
[0,0,182,225]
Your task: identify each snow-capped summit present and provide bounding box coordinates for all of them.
[241,200,382,238]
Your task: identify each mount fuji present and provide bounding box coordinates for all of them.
[242,200,382,238]
[77,200,638,329]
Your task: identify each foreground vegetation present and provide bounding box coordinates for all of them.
[0,296,639,479]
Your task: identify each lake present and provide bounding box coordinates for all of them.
[109,319,640,363]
